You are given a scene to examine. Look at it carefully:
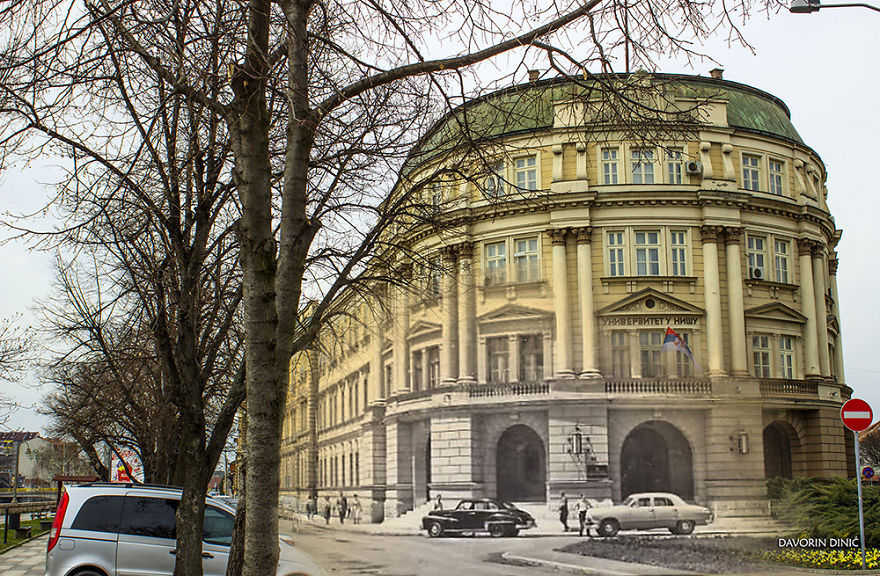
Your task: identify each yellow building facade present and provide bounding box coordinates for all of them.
[281,73,852,522]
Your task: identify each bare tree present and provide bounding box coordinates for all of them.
[0,0,772,573]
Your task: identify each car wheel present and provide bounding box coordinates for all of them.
[598,519,619,537]
[488,523,506,538]
[505,527,519,537]
[675,520,695,535]
[427,521,444,538]
[72,570,108,576]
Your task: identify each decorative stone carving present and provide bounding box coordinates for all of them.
[723,226,743,245]
[547,228,569,246]
[699,225,723,243]
[455,241,474,259]
[797,238,816,256]
[829,258,839,276]
[439,245,458,263]
[573,226,593,244]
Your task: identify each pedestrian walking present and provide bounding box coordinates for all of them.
[434,494,443,510]
[558,492,569,532]
[577,494,592,537]
[351,494,362,524]
[305,497,313,520]
[337,492,348,524]
[323,496,331,524]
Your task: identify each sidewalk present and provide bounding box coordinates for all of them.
[0,534,46,576]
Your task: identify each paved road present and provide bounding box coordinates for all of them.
[0,535,46,576]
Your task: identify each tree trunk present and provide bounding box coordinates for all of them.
[173,430,208,576]
[226,459,246,576]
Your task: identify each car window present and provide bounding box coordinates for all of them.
[203,506,235,545]
[456,501,473,510]
[120,496,178,540]
[654,497,673,507]
[637,497,652,507]
[71,495,124,533]
[473,502,489,511]
[486,502,498,510]
[622,496,635,506]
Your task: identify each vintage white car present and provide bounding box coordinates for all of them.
[586,492,713,536]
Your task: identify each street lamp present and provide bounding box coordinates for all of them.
[790,0,880,12]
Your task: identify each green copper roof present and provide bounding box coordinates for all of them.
[406,73,804,170]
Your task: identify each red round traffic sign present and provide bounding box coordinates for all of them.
[841,399,873,432]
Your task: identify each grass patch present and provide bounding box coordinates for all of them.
[0,517,53,554]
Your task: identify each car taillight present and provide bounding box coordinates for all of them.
[47,490,69,553]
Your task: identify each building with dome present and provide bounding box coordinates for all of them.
[280,71,852,522]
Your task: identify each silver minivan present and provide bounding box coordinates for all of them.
[45,483,327,576]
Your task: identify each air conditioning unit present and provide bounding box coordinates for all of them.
[750,267,763,280]
[685,161,702,175]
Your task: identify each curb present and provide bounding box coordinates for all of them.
[501,552,699,576]
[0,530,48,556]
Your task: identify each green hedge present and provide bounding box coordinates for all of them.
[769,477,880,547]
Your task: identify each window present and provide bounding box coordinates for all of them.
[631,149,655,184]
[427,347,440,388]
[430,183,443,208]
[639,331,663,377]
[635,231,660,276]
[515,156,538,190]
[203,506,235,545]
[774,239,790,283]
[120,497,178,540]
[412,351,423,392]
[71,495,124,533]
[384,364,392,397]
[514,237,540,282]
[485,241,507,285]
[670,231,687,276]
[484,162,505,198]
[519,335,543,381]
[611,332,629,377]
[747,236,766,279]
[742,154,761,191]
[666,149,683,184]
[779,336,794,379]
[487,337,509,382]
[608,232,625,276]
[602,148,619,184]
[675,332,692,378]
[769,159,784,195]
[752,335,770,378]
[430,258,442,297]
[654,497,674,507]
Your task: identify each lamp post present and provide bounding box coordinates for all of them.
[790,0,880,12]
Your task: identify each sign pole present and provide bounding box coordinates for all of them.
[855,433,867,570]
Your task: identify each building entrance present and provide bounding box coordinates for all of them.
[763,422,794,479]
[496,425,546,501]
[620,421,693,500]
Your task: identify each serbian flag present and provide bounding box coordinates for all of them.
[662,327,700,373]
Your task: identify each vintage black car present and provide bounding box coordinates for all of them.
[421,498,536,537]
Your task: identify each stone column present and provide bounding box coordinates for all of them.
[509,334,521,383]
[457,242,477,384]
[724,227,748,377]
[369,305,386,402]
[829,257,846,384]
[549,228,574,378]
[629,331,642,378]
[440,246,459,385]
[575,227,599,378]
[700,225,726,378]
[477,336,488,383]
[542,330,553,379]
[799,239,820,377]
[392,264,412,394]
[812,245,831,378]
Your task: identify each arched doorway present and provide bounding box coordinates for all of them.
[620,421,694,500]
[763,422,793,479]
[496,425,546,501]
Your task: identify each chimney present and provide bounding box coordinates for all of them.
[709,68,724,80]
[528,69,540,82]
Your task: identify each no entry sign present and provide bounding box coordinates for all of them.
[841,399,873,432]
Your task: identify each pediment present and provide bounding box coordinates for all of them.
[409,320,442,336]
[744,302,807,324]
[597,288,703,316]
[478,303,554,322]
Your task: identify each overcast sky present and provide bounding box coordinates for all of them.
[1,6,878,432]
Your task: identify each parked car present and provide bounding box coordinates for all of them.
[421,498,536,537]
[45,482,327,576]
[586,492,713,536]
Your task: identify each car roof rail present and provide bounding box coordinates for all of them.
[76,481,183,490]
